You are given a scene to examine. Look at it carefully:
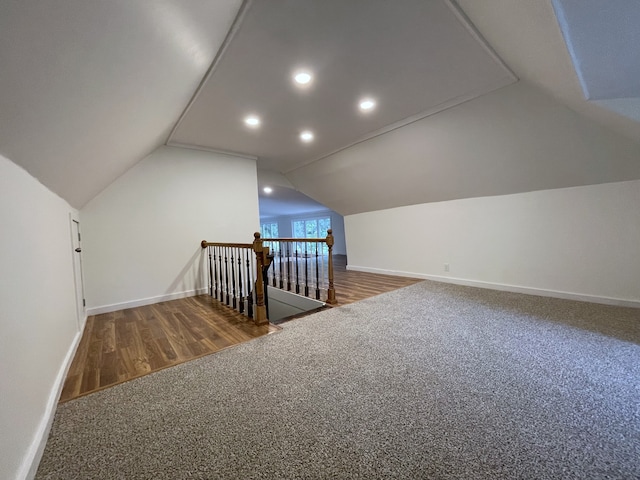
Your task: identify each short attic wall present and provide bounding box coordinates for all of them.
[345,179,640,307]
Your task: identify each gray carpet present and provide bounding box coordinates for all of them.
[37,281,640,479]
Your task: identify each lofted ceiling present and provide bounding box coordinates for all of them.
[259,186,329,219]
[1,0,639,214]
[0,0,243,208]
[169,0,515,172]
[456,0,640,142]
[552,0,640,122]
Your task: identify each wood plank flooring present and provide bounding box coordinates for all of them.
[331,255,423,305]
[60,296,279,403]
[60,255,422,403]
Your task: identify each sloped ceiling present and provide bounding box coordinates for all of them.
[552,0,640,122]
[286,0,640,215]
[0,0,243,208]
[456,0,640,142]
[1,0,639,214]
[169,0,515,172]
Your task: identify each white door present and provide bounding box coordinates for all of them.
[71,218,86,329]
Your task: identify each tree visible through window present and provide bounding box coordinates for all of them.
[261,222,278,239]
[292,217,331,254]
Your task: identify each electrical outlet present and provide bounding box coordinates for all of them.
[444,263,450,272]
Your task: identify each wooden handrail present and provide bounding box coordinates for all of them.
[262,237,328,243]
[200,235,269,326]
[263,230,336,305]
[200,229,337,324]
[201,240,253,249]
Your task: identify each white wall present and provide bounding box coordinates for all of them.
[0,154,80,480]
[288,82,640,216]
[346,180,640,306]
[81,146,260,312]
[262,210,347,255]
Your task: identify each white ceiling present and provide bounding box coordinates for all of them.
[169,0,515,172]
[1,0,639,215]
[553,0,640,101]
[259,186,329,219]
[456,0,640,143]
[0,0,242,207]
[552,0,640,123]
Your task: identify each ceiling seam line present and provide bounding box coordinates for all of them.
[165,0,253,145]
[283,80,515,176]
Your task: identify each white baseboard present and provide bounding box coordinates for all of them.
[346,265,640,308]
[19,328,83,480]
[86,288,209,316]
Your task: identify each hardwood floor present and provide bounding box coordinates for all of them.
[60,255,422,403]
[60,296,279,403]
[332,255,423,306]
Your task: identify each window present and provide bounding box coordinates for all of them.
[292,216,331,254]
[292,217,330,239]
[261,222,278,239]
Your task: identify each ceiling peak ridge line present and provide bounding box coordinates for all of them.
[165,0,253,145]
[167,141,258,160]
[283,79,515,176]
[445,0,518,82]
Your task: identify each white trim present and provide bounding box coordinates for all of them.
[69,212,86,331]
[165,142,258,161]
[284,78,515,175]
[346,265,640,309]
[86,288,209,316]
[443,0,518,81]
[166,0,253,144]
[19,329,83,480]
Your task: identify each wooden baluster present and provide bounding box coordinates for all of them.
[286,242,292,291]
[326,229,337,304]
[231,248,237,309]
[238,252,244,314]
[252,232,268,325]
[212,246,218,299]
[295,244,300,294]
[279,241,284,289]
[218,248,224,302]
[272,242,277,287]
[315,241,320,300]
[207,245,213,297]
[304,242,309,297]
[224,247,230,306]
[246,254,253,318]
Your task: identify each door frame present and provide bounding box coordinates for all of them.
[69,213,86,331]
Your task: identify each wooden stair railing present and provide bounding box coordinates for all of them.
[262,229,337,305]
[200,233,272,326]
[201,230,337,325]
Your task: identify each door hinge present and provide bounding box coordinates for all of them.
[78,232,81,241]
[83,298,86,307]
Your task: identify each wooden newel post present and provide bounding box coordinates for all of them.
[252,232,269,325]
[326,229,337,305]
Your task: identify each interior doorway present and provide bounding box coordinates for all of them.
[70,216,86,330]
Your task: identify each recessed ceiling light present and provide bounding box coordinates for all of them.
[300,130,314,142]
[359,98,376,112]
[263,186,273,194]
[244,115,261,127]
[293,71,313,86]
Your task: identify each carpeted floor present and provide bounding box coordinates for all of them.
[37,281,640,479]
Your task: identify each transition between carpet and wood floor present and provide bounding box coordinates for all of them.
[39,280,640,479]
[60,256,422,402]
